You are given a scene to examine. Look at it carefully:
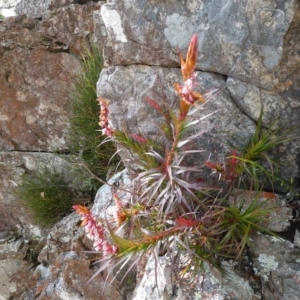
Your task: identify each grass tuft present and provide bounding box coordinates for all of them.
[68,44,120,189]
[15,166,74,227]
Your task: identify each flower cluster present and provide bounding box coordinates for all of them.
[97,97,113,137]
[73,205,117,256]
[174,34,205,118]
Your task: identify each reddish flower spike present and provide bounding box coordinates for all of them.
[96,97,113,137]
[73,204,117,256]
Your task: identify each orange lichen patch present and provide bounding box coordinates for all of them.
[262,191,276,200]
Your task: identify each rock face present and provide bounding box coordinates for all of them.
[0,3,99,151]
[29,213,122,300]
[15,0,100,18]
[251,233,300,300]
[0,2,101,299]
[0,0,99,230]
[94,1,300,299]
[96,0,300,179]
[132,255,258,300]
[1,0,300,299]
[22,171,131,300]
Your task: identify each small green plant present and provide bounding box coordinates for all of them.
[0,13,5,20]
[205,108,298,193]
[16,165,76,227]
[73,34,297,284]
[68,44,120,190]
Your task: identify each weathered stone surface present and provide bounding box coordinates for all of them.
[0,234,39,300]
[132,255,173,300]
[29,213,122,300]
[0,0,100,258]
[294,229,300,247]
[251,232,300,300]
[95,0,297,81]
[132,254,259,300]
[15,0,99,18]
[95,0,300,180]
[0,3,99,151]
[97,65,255,169]
[93,169,132,220]
[0,3,101,298]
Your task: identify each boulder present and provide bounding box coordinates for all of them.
[0,0,100,232]
[251,232,300,300]
[95,0,300,179]
[28,213,122,300]
[26,171,132,299]
[0,3,101,298]
[132,255,259,300]
[0,232,41,300]
[0,3,99,151]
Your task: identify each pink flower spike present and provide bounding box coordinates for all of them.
[97,97,114,137]
[73,205,117,256]
[176,72,199,105]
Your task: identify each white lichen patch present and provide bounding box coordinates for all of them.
[27,224,43,238]
[23,155,38,171]
[47,134,67,150]
[101,6,127,43]
[26,115,35,125]
[235,22,244,28]
[0,115,9,121]
[187,0,204,11]
[255,253,279,281]
[258,254,278,271]
[258,45,282,70]
[16,91,27,102]
[269,235,286,243]
[35,78,46,87]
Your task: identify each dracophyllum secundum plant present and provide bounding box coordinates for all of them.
[101,35,218,220]
[73,34,291,283]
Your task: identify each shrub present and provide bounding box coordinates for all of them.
[73,34,298,284]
